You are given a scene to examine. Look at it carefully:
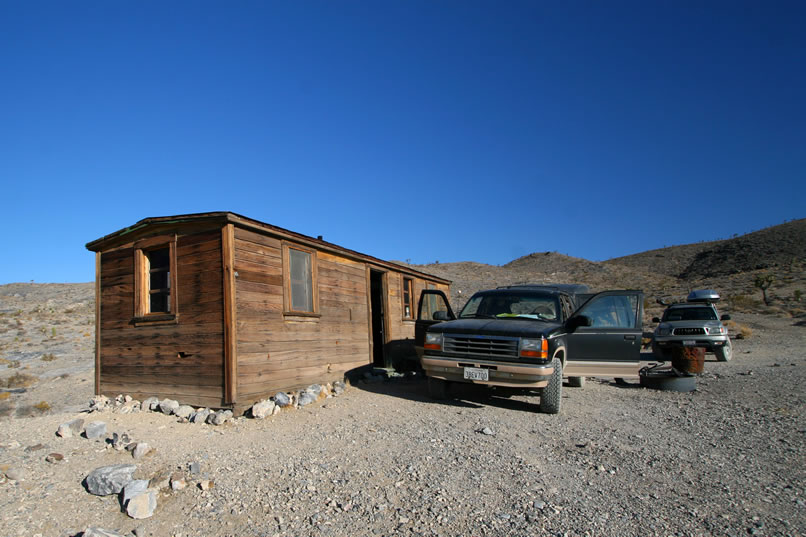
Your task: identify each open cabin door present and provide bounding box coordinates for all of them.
[564,290,644,378]
[414,289,455,360]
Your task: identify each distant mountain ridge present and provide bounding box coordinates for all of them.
[407,218,805,313]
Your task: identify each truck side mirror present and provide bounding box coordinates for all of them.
[652,317,660,323]
[433,311,450,321]
[721,314,731,321]
[566,315,591,332]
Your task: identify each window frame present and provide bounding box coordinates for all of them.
[401,276,414,320]
[282,242,320,317]
[133,235,178,324]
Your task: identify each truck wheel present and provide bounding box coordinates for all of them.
[427,377,450,400]
[539,358,563,414]
[714,339,733,362]
[568,376,585,388]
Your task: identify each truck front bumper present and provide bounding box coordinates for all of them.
[422,355,554,389]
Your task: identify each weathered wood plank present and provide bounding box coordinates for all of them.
[101,369,222,386]
[222,223,237,405]
[234,227,282,250]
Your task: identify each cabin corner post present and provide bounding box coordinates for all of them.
[94,251,101,395]
[222,224,238,405]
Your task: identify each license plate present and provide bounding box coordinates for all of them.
[464,367,489,381]
[683,340,697,346]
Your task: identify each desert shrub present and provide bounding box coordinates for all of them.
[2,372,38,388]
[0,392,9,401]
[33,401,51,413]
[794,289,803,302]
[730,294,762,311]
[41,353,56,362]
[724,320,752,339]
[0,358,9,365]
[7,360,20,369]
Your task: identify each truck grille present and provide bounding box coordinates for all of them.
[673,327,706,336]
[443,334,519,359]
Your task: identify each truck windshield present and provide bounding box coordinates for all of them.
[663,307,718,321]
[459,293,560,321]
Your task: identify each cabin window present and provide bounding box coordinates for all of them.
[146,248,171,313]
[133,237,178,322]
[283,244,319,315]
[402,277,414,319]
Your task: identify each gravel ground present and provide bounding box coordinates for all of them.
[0,307,804,537]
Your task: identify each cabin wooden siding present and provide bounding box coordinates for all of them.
[233,227,368,402]
[96,229,226,408]
[89,212,451,411]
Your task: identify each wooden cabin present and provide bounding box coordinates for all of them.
[86,212,450,413]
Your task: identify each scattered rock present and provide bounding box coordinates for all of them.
[170,475,187,491]
[111,432,132,451]
[158,399,179,415]
[57,418,84,438]
[478,427,495,436]
[117,399,141,414]
[126,489,157,519]
[84,421,107,439]
[121,479,150,506]
[273,392,292,407]
[298,391,318,407]
[85,464,137,496]
[25,443,45,452]
[89,395,110,412]
[175,405,194,419]
[207,410,232,425]
[132,443,151,460]
[332,380,346,395]
[198,479,214,491]
[45,452,64,463]
[251,400,275,419]
[142,397,159,411]
[190,408,211,423]
[188,461,201,475]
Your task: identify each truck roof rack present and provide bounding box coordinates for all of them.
[686,289,721,304]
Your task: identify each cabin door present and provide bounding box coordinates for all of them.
[369,270,388,368]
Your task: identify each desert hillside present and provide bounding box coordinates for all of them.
[407,218,806,317]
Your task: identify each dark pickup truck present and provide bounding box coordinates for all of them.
[415,284,645,414]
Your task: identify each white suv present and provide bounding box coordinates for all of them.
[651,290,732,362]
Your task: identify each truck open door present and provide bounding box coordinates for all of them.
[414,289,455,360]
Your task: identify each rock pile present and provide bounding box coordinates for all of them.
[86,380,349,425]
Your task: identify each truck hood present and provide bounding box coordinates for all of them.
[428,318,563,338]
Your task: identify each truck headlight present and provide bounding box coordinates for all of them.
[707,326,725,335]
[656,324,672,336]
[520,338,548,359]
[424,333,443,351]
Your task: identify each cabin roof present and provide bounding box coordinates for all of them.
[86,211,451,284]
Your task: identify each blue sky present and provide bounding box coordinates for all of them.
[1,1,804,283]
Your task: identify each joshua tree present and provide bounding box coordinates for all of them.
[754,273,775,306]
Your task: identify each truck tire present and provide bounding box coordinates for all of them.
[568,376,585,388]
[639,370,696,392]
[539,358,563,414]
[427,377,450,400]
[714,339,733,362]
